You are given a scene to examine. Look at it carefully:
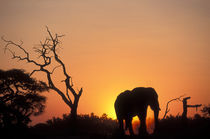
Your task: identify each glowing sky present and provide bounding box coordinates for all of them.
[0,0,210,125]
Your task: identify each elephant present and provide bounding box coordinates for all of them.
[114,87,160,135]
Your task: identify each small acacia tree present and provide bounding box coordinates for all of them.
[2,27,83,119]
[0,69,48,128]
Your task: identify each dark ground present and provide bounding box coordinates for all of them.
[1,114,210,139]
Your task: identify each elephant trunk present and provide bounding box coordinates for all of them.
[154,109,159,133]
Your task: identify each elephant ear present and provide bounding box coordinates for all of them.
[150,98,160,111]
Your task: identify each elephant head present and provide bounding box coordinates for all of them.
[114,87,160,135]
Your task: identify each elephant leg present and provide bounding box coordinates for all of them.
[138,110,148,136]
[126,118,134,136]
[150,105,160,134]
[118,118,124,135]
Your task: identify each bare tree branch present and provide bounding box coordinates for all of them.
[45,26,81,98]
[1,36,46,67]
[50,65,62,74]
[163,95,185,119]
[30,69,41,76]
[40,68,73,107]
[2,27,82,118]
[65,85,72,104]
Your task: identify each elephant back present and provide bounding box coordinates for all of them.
[131,87,158,99]
[132,87,159,110]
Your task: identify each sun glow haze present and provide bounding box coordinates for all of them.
[0,0,210,125]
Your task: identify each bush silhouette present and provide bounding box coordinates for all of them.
[0,69,48,129]
[31,113,118,137]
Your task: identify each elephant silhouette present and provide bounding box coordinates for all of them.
[114,87,160,135]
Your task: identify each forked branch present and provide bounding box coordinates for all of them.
[1,27,83,118]
[163,95,185,119]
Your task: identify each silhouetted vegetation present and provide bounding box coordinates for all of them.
[30,113,118,139]
[158,114,210,138]
[1,111,209,138]
[0,69,48,128]
[201,104,210,117]
[0,69,48,138]
[16,113,207,139]
[2,27,83,119]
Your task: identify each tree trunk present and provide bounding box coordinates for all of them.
[70,105,77,120]
[69,104,78,135]
[2,28,84,123]
[182,99,188,120]
[70,96,80,119]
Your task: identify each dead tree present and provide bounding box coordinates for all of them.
[182,97,202,120]
[1,27,83,119]
[163,95,184,119]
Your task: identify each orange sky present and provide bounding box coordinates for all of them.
[0,0,210,125]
